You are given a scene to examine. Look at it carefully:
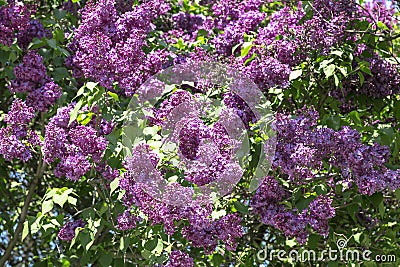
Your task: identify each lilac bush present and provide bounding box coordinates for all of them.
[0,0,399,266]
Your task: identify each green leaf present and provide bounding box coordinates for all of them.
[370,192,383,209]
[348,110,361,125]
[22,221,29,241]
[330,50,343,57]
[53,67,69,82]
[347,204,358,222]
[109,178,120,196]
[377,21,389,30]
[144,238,158,251]
[289,69,302,81]
[323,64,336,77]
[86,82,98,91]
[241,42,253,57]
[99,253,113,267]
[358,72,365,86]
[53,193,68,208]
[233,201,249,214]
[79,231,94,252]
[47,39,57,49]
[354,233,362,244]
[120,236,130,252]
[333,73,339,86]
[107,91,119,101]
[53,29,65,43]
[212,254,224,266]
[42,200,53,214]
[286,238,297,247]
[358,61,371,75]
[68,196,77,206]
[69,100,83,126]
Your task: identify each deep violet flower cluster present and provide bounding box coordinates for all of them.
[120,143,243,253]
[251,176,336,243]
[360,0,397,29]
[17,20,51,49]
[0,99,40,162]
[240,0,359,92]
[116,210,140,231]
[0,2,31,47]
[273,107,400,195]
[338,53,400,98]
[43,105,108,181]
[69,0,170,96]
[148,90,242,187]
[62,0,81,15]
[9,51,62,112]
[57,219,86,241]
[165,250,194,267]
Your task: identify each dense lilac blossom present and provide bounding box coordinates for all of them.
[121,143,243,252]
[0,100,39,162]
[9,51,62,112]
[244,56,291,90]
[57,219,86,241]
[0,2,31,46]
[116,210,140,231]
[43,105,108,181]
[26,81,62,112]
[213,10,265,55]
[251,176,336,243]
[305,195,336,237]
[359,0,396,29]
[251,176,309,244]
[178,118,211,160]
[17,19,51,49]
[10,51,47,92]
[172,12,206,37]
[69,0,170,95]
[166,250,194,267]
[273,107,400,195]
[181,213,243,254]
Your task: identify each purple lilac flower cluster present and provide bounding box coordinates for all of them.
[116,210,140,231]
[211,0,266,55]
[304,195,336,237]
[360,0,397,29]
[165,250,194,267]
[223,92,257,127]
[43,105,108,181]
[9,51,62,112]
[68,0,170,96]
[120,143,243,253]
[0,99,40,162]
[240,0,358,91]
[62,0,81,15]
[273,107,400,195]
[0,2,31,47]
[57,219,86,241]
[17,20,51,49]
[339,54,400,99]
[251,176,336,243]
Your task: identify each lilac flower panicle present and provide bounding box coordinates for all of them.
[44,105,109,181]
[166,250,194,267]
[116,210,140,231]
[57,219,86,241]
[0,99,39,162]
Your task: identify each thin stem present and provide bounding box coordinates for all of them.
[0,156,46,266]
